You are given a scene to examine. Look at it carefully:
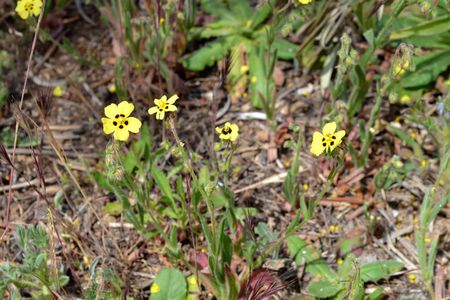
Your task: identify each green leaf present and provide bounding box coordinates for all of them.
[401,49,450,88]
[200,0,234,19]
[59,275,70,287]
[401,33,450,49]
[305,259,338,283]
[429,194,450,224]
[234,207,258,220]
[183,37,236,71]
[338,254,355,277]
[366,288,385,300]
[286,236,306,258]
[306,280,342,298]
[199,20,241,39]
[287,237,337,282]
[248,44,273,108]
[360,260,404,282]
[151,167,174,201]
[227,0,253,20]
[151,268,187,300]
[272,39,298,60]
[339,237,363,257]
[103,201,123,216]
[250,3,272,28]
[387,124,424,159]
[390,15,450,40]
[320,46,338,95]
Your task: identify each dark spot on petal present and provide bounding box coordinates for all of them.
[115,114,119,119]
[120,114,125,117]
[113,121,117,126]
[165,106,168,109]
[119,125,124,129]
[322,137,325,142]
[159,108,163,111]
[322,143,326,147]
[330,141,334,146]
[332,135,336,139]
[222,127,231,134]
[125,121,129,125]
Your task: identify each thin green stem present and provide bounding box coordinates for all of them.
[167,116,217,242]
[261,162,342,260]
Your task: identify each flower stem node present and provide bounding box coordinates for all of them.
[310,122,346,156]
[101,101,142,141]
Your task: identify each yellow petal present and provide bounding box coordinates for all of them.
[330,130,346,151]
[118,101,134,117]
[215,126,223,134]
[151,283,160,294]
[322,122,336,135]
[16,3,29,19]
[310,131,325,156]
[229,123,239,132]
[126,117,142,133]
[148,106,159,115]
[229,124,239,141]
[113,128,130,141]
[156,110,165,120]
[101,118,115,135]
[166,104,177,112]
[334,130,346,142]
[167,95,179,104]
[104,103,119,119]
[154,96,167,107]
[219,133,231,140]
[32,0,42,16]
[229,131,239,141]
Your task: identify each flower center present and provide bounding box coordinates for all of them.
[321,134,336,149]
[222,126,232,135]
[24,2,34,11]
[113,114,129,129]
[157,100,169,111]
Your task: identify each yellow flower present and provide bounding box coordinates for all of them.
[215,122,239,141]
[147,95,178,120]
[150,283,160,293]
[251,76,257,83]
[337,258,344,266]
[408,274,416,284]
[101,101,142,141]
[52,86,63,97]
[16,0,42,19]
[310,122,345,156]
[298,0,313,4]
